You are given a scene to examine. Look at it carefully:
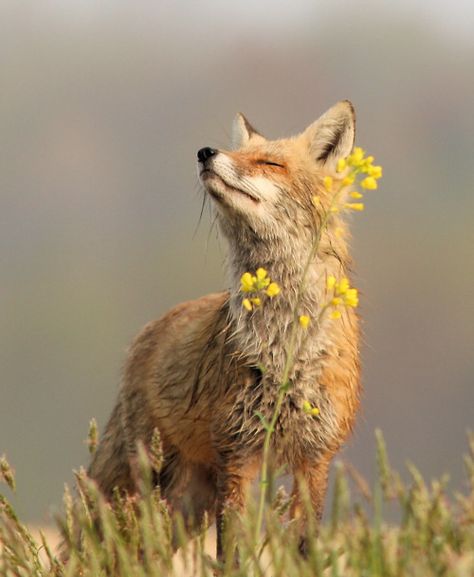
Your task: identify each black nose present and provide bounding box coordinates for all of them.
[197,147,218,163]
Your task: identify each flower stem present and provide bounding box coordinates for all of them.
[254,188,341,543]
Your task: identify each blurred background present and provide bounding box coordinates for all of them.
[1,0,473,523]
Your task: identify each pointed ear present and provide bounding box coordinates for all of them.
[303,100,356,169]
[232,113,266,149]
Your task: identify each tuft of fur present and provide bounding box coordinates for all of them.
[88,101,361,557]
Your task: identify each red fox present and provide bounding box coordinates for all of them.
[88,101,361,557]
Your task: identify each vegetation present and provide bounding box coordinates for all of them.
[1,432,474,576]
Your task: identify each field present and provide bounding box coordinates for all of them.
[1,432,473,577]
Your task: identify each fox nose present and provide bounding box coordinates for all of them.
[197,147,218,163]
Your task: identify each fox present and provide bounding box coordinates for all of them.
[87,100,361,558]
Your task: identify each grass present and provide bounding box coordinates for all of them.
[1,431,473,577]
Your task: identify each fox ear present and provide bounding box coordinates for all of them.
[232,113,266,149]
[304,101,356,169]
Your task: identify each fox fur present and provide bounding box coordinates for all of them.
[88,100,361,557]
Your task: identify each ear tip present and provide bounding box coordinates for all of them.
[340,100,356,124]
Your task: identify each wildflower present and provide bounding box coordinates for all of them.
[344,202,365,211]
[323,176,333,191]
[347,147,364,167]
[368,165,383,179]
[338,277,350,294]
[342,175,355,186]
[240,272,255,293]
[256,268,267,281]
[361,155,374,172]
[360,176,378,190]
[240,268,280,309]
[343,288,359,308]
[303,400,320,417]
[254,268,271,289]
[327,275,337,290]
[325,276,358,319]
[299,315,310,329]
[336,158,346,172]
[266,282,280,297]
[350,191,363,199]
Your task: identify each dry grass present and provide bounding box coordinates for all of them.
[1,431,474,576]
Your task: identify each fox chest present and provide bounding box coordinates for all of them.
[213,381,341,465]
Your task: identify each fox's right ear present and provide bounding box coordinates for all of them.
[232,113,266,149]
[304,100,356,170]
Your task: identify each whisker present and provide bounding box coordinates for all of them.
[193,188,207,239]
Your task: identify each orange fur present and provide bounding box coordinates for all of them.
[88,101,361,558]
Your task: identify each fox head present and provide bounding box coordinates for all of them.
[198,100,355,255]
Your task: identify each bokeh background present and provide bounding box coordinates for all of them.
[1,0,473,522]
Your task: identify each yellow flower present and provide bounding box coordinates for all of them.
[299,315,310,329]
[240,272,255,292]
[312,195,321,206]
[330,206,339,213]
[336,158,347,172]
[343,288,359,308]
[361,176,378,190]
[255,267,270,289]
[350,191,363,199]
[345,202,365,211]
[266,282,280,298]
[251,297,262,307]
[342,175,355,186]
[302,400,312,414]
[327,275,337,290]
[330,310,342,319]
[323,176,333,191]
[331,297,342,306]
[242,298,252,311]
[348,147,364,166]
[256,268,267,281]
[338,277,350,294]
[368,165,383,179]
[302,400,319,417]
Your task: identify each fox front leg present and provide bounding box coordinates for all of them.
[291,452,333,556]
[215,453,260,564]
[215,466,247,564]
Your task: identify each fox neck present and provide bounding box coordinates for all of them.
[226,230,348,384]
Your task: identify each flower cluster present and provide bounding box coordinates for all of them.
[326,275,359,319]
[240,268,280,311]
[320,147,382,214]
[302,400,320,417]
[299,315,310,329]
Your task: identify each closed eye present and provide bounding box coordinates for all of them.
[255,159,285,168]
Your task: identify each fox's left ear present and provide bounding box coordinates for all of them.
[232,113,266,149]
[304,100,356,170]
